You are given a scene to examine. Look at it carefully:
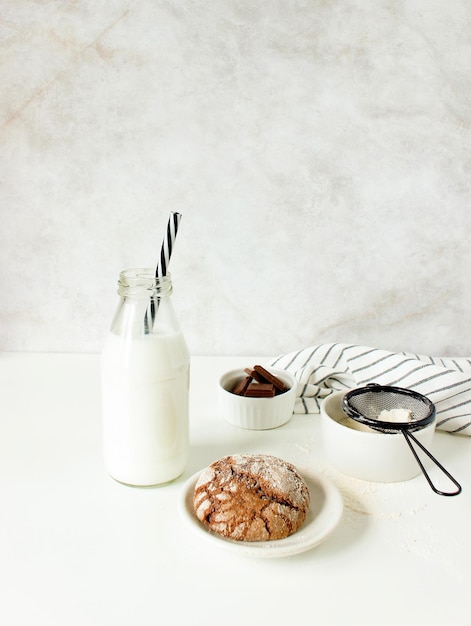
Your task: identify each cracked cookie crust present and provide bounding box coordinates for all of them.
[193,454,310,541]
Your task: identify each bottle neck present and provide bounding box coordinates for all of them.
[117,268,173,300]
[110,269,179,337]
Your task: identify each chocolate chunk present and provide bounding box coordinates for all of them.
[244,383,276,397]
[244,367,266,383]
[232,376,253,396]
[253,365,288,393]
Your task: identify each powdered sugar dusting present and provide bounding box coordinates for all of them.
[193,453,310,541]
[227,453,308,507]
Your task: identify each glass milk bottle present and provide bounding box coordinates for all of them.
[101,268,190,486]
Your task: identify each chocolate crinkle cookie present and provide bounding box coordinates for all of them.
[193,454,310,542]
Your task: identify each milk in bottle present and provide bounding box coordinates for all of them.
[101,269,190,486]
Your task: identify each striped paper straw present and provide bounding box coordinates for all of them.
[145,212,182,332]
[156,211,182,277]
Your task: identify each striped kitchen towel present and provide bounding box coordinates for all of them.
[270,343,471,435]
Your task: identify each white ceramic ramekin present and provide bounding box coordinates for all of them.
[218,367,297,430]
[320,390,436,483]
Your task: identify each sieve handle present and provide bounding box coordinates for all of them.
[401,431,462,496]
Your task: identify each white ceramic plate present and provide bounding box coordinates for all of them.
[180,468,343,558]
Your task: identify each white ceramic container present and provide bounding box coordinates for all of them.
[218,367,297,430]
[320,390,436,483]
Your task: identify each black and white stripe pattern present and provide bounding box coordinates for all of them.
[270,343,471,435]
[156,211,182,278]
[145,212,182,332]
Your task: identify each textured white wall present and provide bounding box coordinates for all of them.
[1,1,470,357]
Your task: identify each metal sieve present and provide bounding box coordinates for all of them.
[342,384,462,496]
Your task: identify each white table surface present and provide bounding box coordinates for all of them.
[0,352,470,626]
